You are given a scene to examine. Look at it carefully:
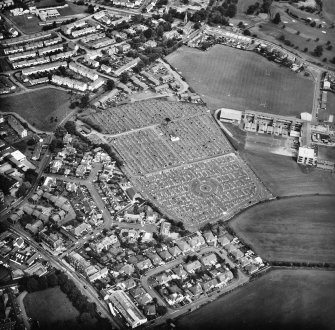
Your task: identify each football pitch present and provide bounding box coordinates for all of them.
[166,45,314,115]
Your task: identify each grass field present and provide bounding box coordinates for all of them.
[240,149,335,197]
[166,46,314,114]
[23,287,79,325]
[10,14,42,34]
[177,269,335,330]
[0,88,71,131]
[230,196,335,263]
[323,0,335,23]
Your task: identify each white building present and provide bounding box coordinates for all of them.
[52,75,87,91]
[297,147,317,166]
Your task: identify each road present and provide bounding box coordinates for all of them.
[9,226,124,329]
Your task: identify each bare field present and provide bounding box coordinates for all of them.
[0,88,71,131]
[177,269,335,330]
[230,196,335,263]
[240,150,335,196]
[166,45,314,114]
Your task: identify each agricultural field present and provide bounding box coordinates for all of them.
[240,149,335,196]
[166,45,314,114]
[177,269,335,330]
[229,196,335,263]
[23,287,80,325]
[0,88,72,131]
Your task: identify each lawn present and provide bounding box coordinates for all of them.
[166,45,314,114]
[229,195,335,263]
[58,3,89,16]
[177,269,335,330]
[240,149,335,197]
[0,88,72,131]
[23,287,80,325]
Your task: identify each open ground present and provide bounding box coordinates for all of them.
[166,45,314,114]
[327,91,335,116]
[240,149,335,196]
[0,87,72,131]
[229,195,335,264]
[8,14,43,34]
[176,269,335,330]
[23,287,79,325]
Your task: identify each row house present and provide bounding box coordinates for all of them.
[52,74,88,91]
[38,43,63,56]
[12,56,50,69]
[69,62,99,81]
[22,60,67,76]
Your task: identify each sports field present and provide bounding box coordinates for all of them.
[23,287,79,325]
[230,195,335,263]
[177,269,335,330]
[241,150,335,197]
[166,45,314,114]
[10,14,42,34]
[0,88,71,131]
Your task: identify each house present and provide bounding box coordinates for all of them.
[176,240,191,254]
[224,244,237,254]
[202,278,218,292]
[156,272,170,285]
[189,283,203,297]
[168,245,182,257]
[184,260,201,273]
[158,250,173,262]
[147,252,163,266]
[240,256,251,268]
[136,293,152,306]
[136,258,153,271]
[144,304,156,316]
[173,264,187,279]
[160,221,171,236]
[201,253,217,267]
[203,231,216,245]
[231,248,244,260]
[217,271,234,286]
[188,235,206,250]
[118,278,136,290]
[245,264,258,275]
[218,235,230,246]
[130,286,146,299]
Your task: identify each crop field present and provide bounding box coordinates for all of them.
[166,45,314,114]
[0,88,71,131]
[23,287,79,325]
[177,269,335,330]
[230,196,335,263]
[240,150,335,196]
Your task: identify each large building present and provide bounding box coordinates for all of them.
[297,147,317,166]
[109,290,147,328]
[219,108,242,124]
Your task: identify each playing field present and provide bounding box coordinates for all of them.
[177,269,335,330]
[166,45,314,114]
[230,195,335,263]
[0,88,71,131]
[10,14,42,34]
[240,150,335,197]
[23,287,79,325]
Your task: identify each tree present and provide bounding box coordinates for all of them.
[64,121,76,135]
[27,278,39,292]
[313,45,323,57]
[273,13,281,24]
[106,79,115,91]
[80,94,90,108]
[86,5,94,14]
[38,276,48,290]
[24,169,38,185]
[156,305,167,316]
[120,72,129,84]
[47,273,58,287]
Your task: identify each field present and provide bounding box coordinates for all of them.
[177,269,335,330]
[166,45,314,114]
[240,149,335,196]
[327,92,335,116]
[0,88,71,131]
[230,196,335,263]
[323,0,335,23]
[23,287,79,325]
[10,14,42,34]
